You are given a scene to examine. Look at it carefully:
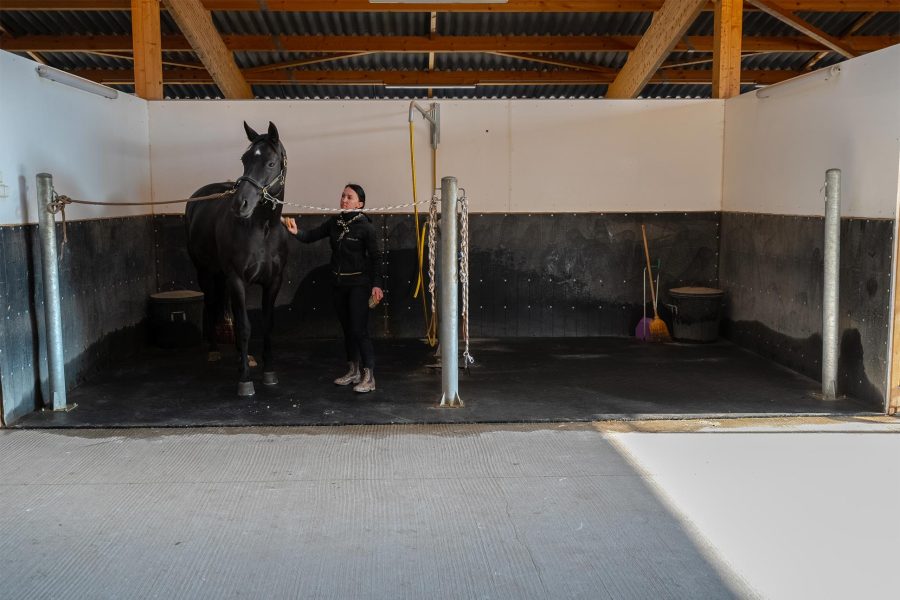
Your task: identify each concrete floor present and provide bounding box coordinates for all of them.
[0,418,897,599]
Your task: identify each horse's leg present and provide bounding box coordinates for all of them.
[197,269,221,362]
[260,274,283,386]
[228,274,254,396]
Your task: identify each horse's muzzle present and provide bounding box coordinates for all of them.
[231,190,256,219]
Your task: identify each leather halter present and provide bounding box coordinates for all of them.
[234,142,287,208]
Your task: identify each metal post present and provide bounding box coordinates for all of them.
[36,173,68,410]
[823,168,841,400]
[439,176,462,407]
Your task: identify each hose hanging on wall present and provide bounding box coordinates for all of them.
[408,101,440,347]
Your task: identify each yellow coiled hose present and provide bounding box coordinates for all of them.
[409,121,438,346]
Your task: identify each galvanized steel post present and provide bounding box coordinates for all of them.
[439,176,462,407]
[823,168,841,400]
[36,173,68,410]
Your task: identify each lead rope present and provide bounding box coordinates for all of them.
[459,189,474,371]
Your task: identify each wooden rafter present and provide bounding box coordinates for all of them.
[161,0,251,99]
[606,0,706,99]
[72,67,800,86]
[244,53,372,74]
[661,51,770,70]
[1,1,896,12]
[428,11,437,98]
[487,52,616,74]
[712,0,743,99]
[3,34,894,55]
[745,0,858,58]
[131,0,162,100]
[804,12,876,71]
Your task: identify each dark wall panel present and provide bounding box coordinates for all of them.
[153,212,720,340]
[720,212,892,410]
[0,218,156,424]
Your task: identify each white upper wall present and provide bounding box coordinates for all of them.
[149,99,724,214]
[0,51,152,225]
[723,44,900,218]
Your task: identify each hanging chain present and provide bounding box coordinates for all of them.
[458,188,474,370]
[427,193,439,346]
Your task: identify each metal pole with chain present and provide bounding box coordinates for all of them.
[438,176,462,407]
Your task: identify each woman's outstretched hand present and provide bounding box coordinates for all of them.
[281,216,298,235]
[371,287,384,303]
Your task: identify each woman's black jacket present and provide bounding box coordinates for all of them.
[293,211,383,288]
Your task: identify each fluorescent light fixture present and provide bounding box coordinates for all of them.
[755,64,840,100]
[384,84,476,90]
[36,65,119,100]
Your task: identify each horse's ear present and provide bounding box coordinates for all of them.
[244,121,258,142]
[267,121,279,144]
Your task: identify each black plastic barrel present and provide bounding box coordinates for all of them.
[149,290,204,348]
[667,287,724,343]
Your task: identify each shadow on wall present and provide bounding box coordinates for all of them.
[839,328,883,409]
[23,174,45,412]
[723,319,882,410]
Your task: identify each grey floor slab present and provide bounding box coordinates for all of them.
[0,424,752,600]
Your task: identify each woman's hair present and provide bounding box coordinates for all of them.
[345,183,366,208]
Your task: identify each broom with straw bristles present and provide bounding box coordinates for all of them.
[641,224,671,342]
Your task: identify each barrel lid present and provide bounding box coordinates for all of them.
[669,286,723,296]
[150,290,204,302]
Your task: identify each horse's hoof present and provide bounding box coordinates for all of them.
[248,355,258,368]
[208,351,222,362]
[262,372,278,386]
[237,381,255,397]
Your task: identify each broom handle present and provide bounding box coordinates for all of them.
[641,224,660,318]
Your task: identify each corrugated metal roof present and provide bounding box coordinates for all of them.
[438,12,653,36]
[212,10,428,36]
[2,8,896,100]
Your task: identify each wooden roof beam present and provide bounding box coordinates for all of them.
[131,0,163,100]
[160,0,251,98]
[71,67,801,86]
[1,1,896,12]
[712,0,743,99]
[746,0,858,58]
[4,34,894,54]
[606,0,706,99]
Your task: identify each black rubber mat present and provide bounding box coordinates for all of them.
[13,337,876,428]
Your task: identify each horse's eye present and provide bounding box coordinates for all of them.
[267,162,276,168]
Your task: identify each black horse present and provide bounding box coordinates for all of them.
[185,121,289,396]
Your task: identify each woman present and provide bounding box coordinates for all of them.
[282,184,384,393]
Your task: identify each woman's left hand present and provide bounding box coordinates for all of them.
[371,287,384,302]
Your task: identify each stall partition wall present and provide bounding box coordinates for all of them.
[720,45,900,410]
[0,51,154,424]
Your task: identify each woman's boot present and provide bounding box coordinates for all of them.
[334,361,361,385]
[353,368,375,393]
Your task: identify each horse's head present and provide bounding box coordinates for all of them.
[232,121,287,219]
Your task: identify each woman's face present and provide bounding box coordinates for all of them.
[340,187,363,211]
